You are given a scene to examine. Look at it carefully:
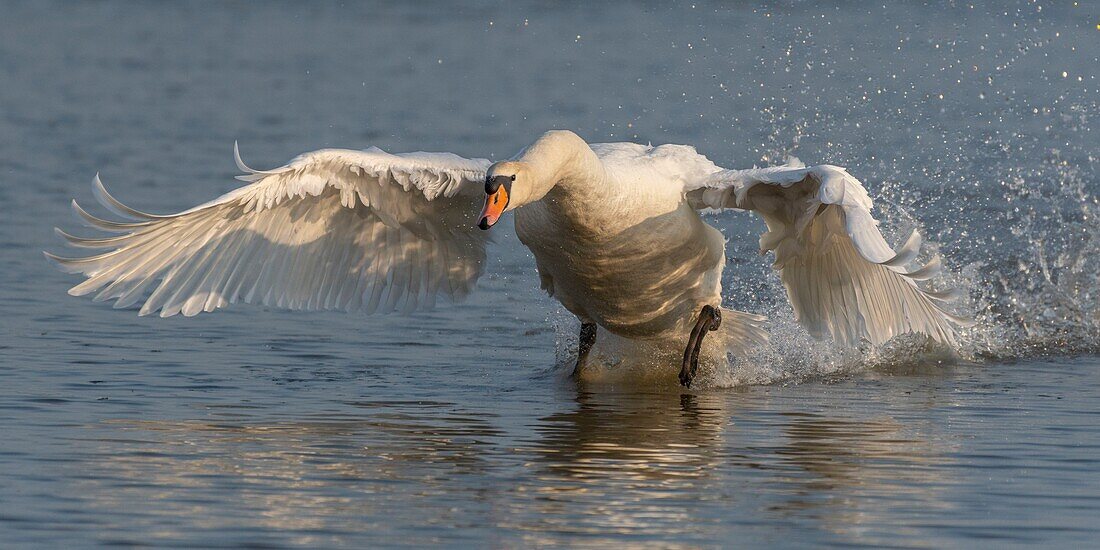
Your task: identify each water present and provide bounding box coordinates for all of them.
[1,1,1098,547]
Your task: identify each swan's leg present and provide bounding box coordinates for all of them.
[572,322,597,377]
[679,305,722,387]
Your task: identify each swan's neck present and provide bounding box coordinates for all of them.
[519,130,606,207]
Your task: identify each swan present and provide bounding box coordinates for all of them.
[47,130,968,386]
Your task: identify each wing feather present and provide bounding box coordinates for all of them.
[688,160,969,346]
[48,145,491,317]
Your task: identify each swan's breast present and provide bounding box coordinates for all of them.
[517,201,724,338]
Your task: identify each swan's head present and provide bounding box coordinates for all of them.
[478,161,540,230]
[478,131,590,229]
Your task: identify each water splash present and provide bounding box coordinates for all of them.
[553,99,1099,388]
[545,2,1100,386]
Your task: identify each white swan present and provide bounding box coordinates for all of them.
[47,130,968,386]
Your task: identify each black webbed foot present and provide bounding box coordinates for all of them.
[679,305,722,388]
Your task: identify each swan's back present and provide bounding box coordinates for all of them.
[590,142,721,190]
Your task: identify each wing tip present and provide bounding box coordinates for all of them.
[233,140,251,173]
[53,226,123,249]
[233,141,282,180]
[43,250,84,275]
[91,173,165,220]
[71,197,152,232]
[883,229,922,268]
[42,249,62,265]
[904,254,944,280]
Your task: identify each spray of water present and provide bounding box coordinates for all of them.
[550,104,1098,388]
[549,3,1098,387]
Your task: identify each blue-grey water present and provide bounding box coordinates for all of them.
[2,1,1099,547]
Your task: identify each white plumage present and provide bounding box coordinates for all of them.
[688,158,969,346]
[49,145,490,317]
[48,130,969,377]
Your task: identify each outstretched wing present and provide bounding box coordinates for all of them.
[687,158,969,346]
[47,145,492,317]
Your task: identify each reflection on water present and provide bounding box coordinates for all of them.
[520,389,958,546]
[62,384,968,547]
[762,411,953,540]
[77,404,506,546]
[518,392,729,544]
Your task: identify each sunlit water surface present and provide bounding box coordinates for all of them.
[2,2,1098,547]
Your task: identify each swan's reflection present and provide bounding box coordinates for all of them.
[508,390,731,544]
[73,383,957,546]
[532,391,727,479]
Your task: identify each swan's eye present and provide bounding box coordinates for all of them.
[510,175,516,181]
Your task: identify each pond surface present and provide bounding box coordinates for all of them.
[1,1,1098,547]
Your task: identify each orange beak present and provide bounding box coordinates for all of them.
[478,180,510,230]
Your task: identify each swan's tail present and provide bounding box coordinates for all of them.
[717,307,770,356]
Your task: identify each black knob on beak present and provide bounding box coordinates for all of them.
[485,174,514,194]
[479,175,513,231]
